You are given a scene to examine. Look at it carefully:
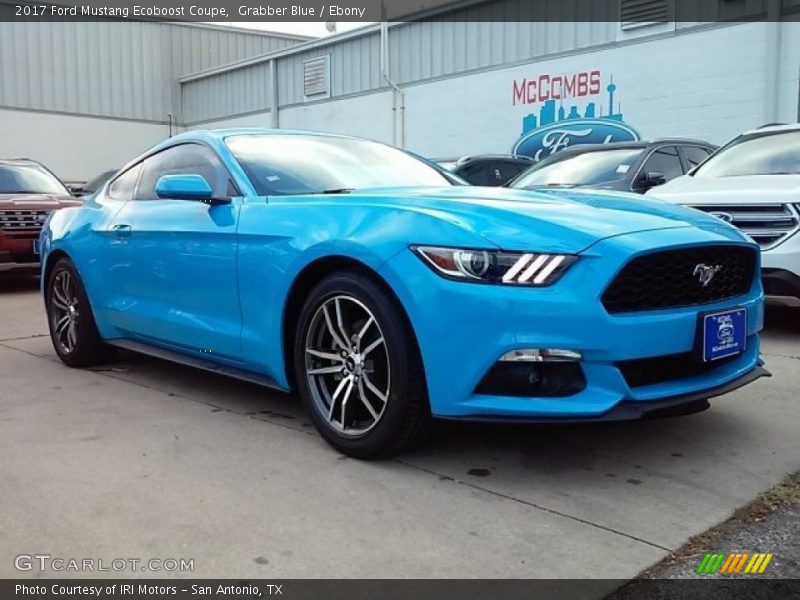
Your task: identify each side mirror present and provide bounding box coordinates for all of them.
[637,171,666,189]
[155,174,229,204]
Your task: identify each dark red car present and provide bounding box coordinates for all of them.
[0,159,81,274]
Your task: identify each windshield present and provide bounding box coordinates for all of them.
[0,164,69,195]
[226,134,453,195]
[509,148,643,188]
[693,130,800,177]
[84,170,117,193]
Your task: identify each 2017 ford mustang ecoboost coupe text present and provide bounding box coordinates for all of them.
[40,129,768,457]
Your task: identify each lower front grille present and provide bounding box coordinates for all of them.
[617,352,740,388]
[689,203,800,249]
[602,245,756,313]
[0,209,48,232]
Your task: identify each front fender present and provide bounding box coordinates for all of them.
[236,199,491,386]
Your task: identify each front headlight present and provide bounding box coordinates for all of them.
[412,246,576,286]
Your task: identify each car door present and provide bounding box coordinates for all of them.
[109,143,243,362]
[79,163,142,329]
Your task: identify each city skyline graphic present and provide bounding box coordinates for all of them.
[522,77,624,134]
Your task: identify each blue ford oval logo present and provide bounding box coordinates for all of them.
[512,118,640,162]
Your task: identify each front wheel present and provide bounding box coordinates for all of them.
[294,270,432,458]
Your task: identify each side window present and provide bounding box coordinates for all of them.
[135,144,229,201]
[641,146,683,181]
[682,146,712,170]
[493,161,525,185]
[107,164,142,201]
[457,163,493,186]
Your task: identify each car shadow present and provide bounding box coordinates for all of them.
[105,344,767,475]
[763,304,800,336]
[103,349,309,427]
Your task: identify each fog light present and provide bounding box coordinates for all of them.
[475,360,586,398]
[499,348,582,362]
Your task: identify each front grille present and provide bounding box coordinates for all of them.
[602,245,756,313]
[689,203,800,249]
[617,352,739,388]
[0,210,48,231]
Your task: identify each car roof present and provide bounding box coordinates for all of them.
[0,158,45,167]
[542,138,716,155]
[169,128,356,145]
[131,128,370,173]
[742,122,800,135]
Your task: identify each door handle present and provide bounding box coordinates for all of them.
[111,224,132,239]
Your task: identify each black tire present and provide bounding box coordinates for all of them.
[294,269,432,458]
[45,257,110,367]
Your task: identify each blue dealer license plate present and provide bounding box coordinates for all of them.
[702,308,746,362]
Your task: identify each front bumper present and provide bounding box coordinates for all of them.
[761,229,800,301]
[0,230,41,272]
[438,366,770,423]
[378,228,765,419]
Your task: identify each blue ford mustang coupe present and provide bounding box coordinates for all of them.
[40,129,767,457]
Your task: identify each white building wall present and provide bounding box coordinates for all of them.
[278,92,395,143]
[193,92,396,147]
[188,22,798,162]
[0,109,171,182]
[777,22,800,124]
[404,22,775,157]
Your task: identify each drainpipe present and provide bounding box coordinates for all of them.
[764,0,781,123]
[380,19,405,148]
[270,58,279,129]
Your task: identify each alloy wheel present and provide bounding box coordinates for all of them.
[304,295,390,437]
[50,269,80,354]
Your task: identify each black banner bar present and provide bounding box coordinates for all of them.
[3,579,800,600]
[0,0,796,23]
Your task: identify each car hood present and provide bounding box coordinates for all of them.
[0,193,81,209]
[650,174,800,203]
[337,186,739,253]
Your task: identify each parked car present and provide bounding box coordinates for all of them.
[650,123,800,306]
[0,158,80,274]
[41,129,766,457]
[438,154,534,186]
[507,139,718,193]
[70,169,118,197]
[405,152,468,185]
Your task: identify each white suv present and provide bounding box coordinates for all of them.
[649,123,800,306]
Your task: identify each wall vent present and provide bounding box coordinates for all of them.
[303,56,331,100]
[620,0,669,29]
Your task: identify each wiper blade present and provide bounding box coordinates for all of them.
[319,188,354,194]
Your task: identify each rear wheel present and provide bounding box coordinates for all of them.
[294,270,431,458]
[46,257,110,367]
